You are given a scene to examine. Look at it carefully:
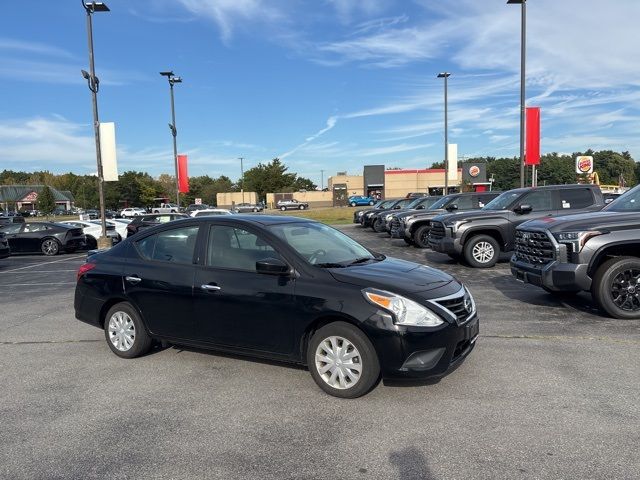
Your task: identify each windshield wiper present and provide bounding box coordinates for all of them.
[315,262,346,268]
[346,257,375,266]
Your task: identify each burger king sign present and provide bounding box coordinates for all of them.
[575,156,594,175]
[468,165,480,178]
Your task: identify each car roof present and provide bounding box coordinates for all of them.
[176,215,315,226]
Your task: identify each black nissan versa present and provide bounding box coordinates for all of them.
[75,216,478,398]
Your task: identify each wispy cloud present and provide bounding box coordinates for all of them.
[0,38,74,59]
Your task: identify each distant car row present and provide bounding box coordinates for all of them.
[355,184,640,319]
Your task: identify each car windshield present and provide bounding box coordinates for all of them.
[269,222,379,267]
[604,185,640,212]
[483,191,521,210]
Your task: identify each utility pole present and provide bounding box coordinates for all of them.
[320,169,324,190]
[160,71,182,205]
[437,72,451,195]
[239,157,245,203]
[508,0,527,188]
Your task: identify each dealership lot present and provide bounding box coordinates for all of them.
[1,226,638,479]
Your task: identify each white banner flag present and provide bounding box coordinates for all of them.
[99,122,119,181]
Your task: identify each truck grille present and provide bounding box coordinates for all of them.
[429,221,446,240]
[390,218,401,234]
[514,229,555,265]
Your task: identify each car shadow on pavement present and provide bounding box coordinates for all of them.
[389,447,437,480]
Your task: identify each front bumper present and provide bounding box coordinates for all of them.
[510,258,591,291]
[429,231,463,255]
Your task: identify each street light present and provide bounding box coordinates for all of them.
[81,1,110,249]
[160,70,183,206]
[238,157,245,203]
[508,0,526,188]
[437,72,451,195]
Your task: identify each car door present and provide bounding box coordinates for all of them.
[123,224,201,340]
[192,223,296,355]
[1,223,26,252]
[506,190,558,249]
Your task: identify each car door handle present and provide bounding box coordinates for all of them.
[125,276,142,284]
[200,284,221,291]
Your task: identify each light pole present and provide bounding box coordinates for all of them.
[437,72,451,195]
[160,71,182,206]
[320,169,324,190]
[81,1,110,248]
[238,157,245,203]
[508,0,526,188]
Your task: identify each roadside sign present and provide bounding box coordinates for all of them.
[195,198,202,205]
[576,156,594,174]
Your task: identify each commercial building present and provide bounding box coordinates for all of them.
[0,185,75,212]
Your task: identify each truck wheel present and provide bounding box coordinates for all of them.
[372,218,385,233]
[592,257,640,319]
[464,235,499,268]
[413,225,431,248]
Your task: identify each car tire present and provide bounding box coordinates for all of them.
[372,218,386,233]
[280,206,286,211]
[592,256,640,319]
[299,205,305,210]
[104,302,153,358]
[403,237,415,246]
[40,238,60,256]
[153,210,159,214]
[307,322,380,399]
[350,202,357,207]
[464,234,499,268]
[369,201,375,206]
[253,208,258,212]
[413,225,431,248]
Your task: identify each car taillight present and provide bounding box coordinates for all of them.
[77,263,96,281]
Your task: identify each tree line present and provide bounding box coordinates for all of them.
[0,158,316,210]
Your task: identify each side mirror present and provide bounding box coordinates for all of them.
[393,205,401,209]
[256,257,290,275]
[416,205,425,210]
[446,204,458,211]
[515,204,532,214]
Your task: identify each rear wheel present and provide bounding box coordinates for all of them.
[299,205,306,210]
[280,206,286,211]
[413,224,431,248]
[253,208,258,212]
[464,235,499,268]
[368,201,375,206]
[307,322,380,398]
[592,257,640,319]
[351,201,357,207]
[40,238,60,256]
[104,302,152,358]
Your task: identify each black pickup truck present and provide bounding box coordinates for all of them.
[428,184,605,268]
[511,185,640,319]
[389,192,500,247]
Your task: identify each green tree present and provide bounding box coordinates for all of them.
[537,153,576,185]
[38,185,56,215]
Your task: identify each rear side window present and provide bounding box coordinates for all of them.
[135,226,199,264]
[558,188,594,209]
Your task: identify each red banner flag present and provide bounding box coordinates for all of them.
[525,107,540,166]
[178,154,189,193]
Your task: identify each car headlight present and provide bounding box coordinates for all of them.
[385,214,394,221]
[444,219,468,232]
[358,211,364,217]
[362,288,444,327]
[553,231,605,252]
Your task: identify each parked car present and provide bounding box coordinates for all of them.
[185,204,211,214]
[359,198,411,229]
[348,196,376,207]
[0,232,10,259]
[120,207,147,218]
[0,222,85,256]
[75,215,478,398]
[510,184,640,319]
[84,209,99,220]
[429,184,605,268]
[0,213,25,226]
[368,198,424,232]
[190,209,234,217]
[277,199,309,211]
[152,203,180,214]
[126,213,188,237]
[103,219,131,239]
[353,199,399,226]
[232,203,264,213]
[391,192,501,247]
[61,220,120,249]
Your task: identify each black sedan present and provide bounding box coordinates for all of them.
[75,216,478,398]
[0,222,85,256]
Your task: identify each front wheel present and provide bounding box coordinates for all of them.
[413,224,431,248]
[350,202,357,207]
[368,201,375,206]
[307,322,380,398]
[299,205,305,210]
[280,206,286,211]
[592,257,640,319]
[464,235,499,268]
[253,208,258,212]
[40,238,60,256]
[372,218,385,233]
[104,302,152,358]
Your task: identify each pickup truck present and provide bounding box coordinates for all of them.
[510,184,640,319]
[152,203,180,214]
[428,184,605,268]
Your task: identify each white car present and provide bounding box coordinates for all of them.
[190,208,234,217]
[61,220,120,249]
[93,219,130,239]
[120,207,146,218]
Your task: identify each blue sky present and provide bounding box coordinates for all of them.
[1,0,639,187]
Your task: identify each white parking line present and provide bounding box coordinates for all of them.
[2,255,85,273]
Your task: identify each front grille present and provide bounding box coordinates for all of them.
[429,221,446,240]
[390,218,401,233]
[514,229,555,266]
[433,290,474,325]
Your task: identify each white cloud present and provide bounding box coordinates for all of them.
[0,38,74,59]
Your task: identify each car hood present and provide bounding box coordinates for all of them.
[329,257,459,297]
[434,209,511,223]
[519,210,640,232]
[402,208,450,221]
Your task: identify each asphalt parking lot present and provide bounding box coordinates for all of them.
[1,225,638,480]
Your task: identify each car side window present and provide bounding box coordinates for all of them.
[135,226,199,264]
[207,225,280,271]
[453,196,474,210]
[558,188,594,209]
[1,224,22,234]
[520,190,554,211]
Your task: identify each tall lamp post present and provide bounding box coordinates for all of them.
[437,72,451,195]
[508,0,526,188]
[238,157,245,203]
[160,71,182,206]
[81,1,110,248]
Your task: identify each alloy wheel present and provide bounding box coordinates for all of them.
[610,268,640,311]
[315,336,362,390]
[108,311,136,351]
[41,239,58,255]
[472,241,494,263]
